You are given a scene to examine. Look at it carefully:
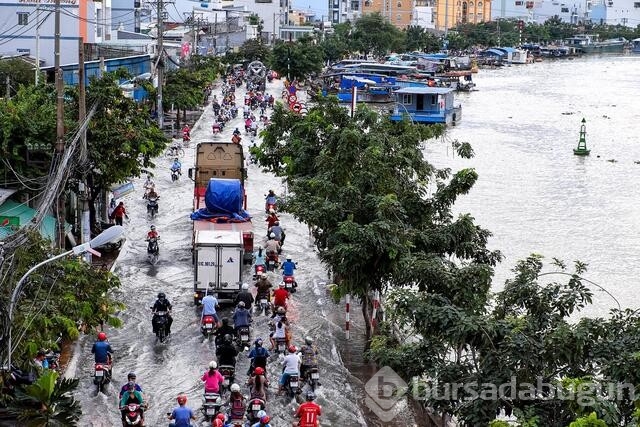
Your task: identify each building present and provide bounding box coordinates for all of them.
[328,0,361,24]
[413,0,436,28]
[361,0,413,28]
[435,0,491,31]
[0,0,98,66]
[233,0,284,42]
[590,0,640,26]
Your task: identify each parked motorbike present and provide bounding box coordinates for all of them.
[218,365,235,395]
[153,311,169,343]
[93,362,111,394]
[246,397,266,424]
[122,402,144,426]
[147,237,159,265]
[201,392,222,421]
[304,366,320,391]
[201,315,217,339]
[236,326,251,349]
[286,374,301,399]
[1,365,35,396]
[283,275,297,293]
[147,196,159,219]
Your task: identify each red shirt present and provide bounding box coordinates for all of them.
[147,231,158,239]
[273,288,289,307]
[296,402,321,427]
[112,205,126,218]
[266,215,279,228]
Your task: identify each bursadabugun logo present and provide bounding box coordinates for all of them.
[364,366,408,422]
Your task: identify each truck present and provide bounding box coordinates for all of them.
[189,142,254,305]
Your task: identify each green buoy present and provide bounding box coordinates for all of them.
[573,118,590,156]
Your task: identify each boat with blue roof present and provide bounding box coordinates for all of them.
[389,86,461,125]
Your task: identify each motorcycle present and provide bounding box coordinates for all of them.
[147,237,159,265]
[153,311,169,343]
[201,392,222,421]
[212,124,222,135]
[93,362,111,394]
[92,222,123,252]
[182,132,190,145]
[200,315,217,339]
[218,365,235,394]
[253,264,266,279]
[246,398,266,424]
[304,366,320,391]
[170,168,180,182]
[274,337,287,354]
[255,293,270,316]
[283,275,297,293]
[147,196,159,219]
[286,374,301,399]
[236,326,251,349]
[122,402,144,426]
[2,365,35,396]
[266,253,278,272]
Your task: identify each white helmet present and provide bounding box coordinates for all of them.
[270,233,275,238]
[209,361,217,369]
[242,283,249,290]
[269,209,275,214]
[279,282,285,288]
[230,383,240,392]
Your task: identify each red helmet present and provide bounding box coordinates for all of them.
[213,420,223,427]
[216,414,225,421]
[177,394,187,405]
[97,332,107,341]
[260,415,270,423]
[288,345,297,353]
[254,367,265,375]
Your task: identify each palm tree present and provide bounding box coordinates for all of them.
[9,370,80,427]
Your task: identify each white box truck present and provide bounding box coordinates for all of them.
[193,230,244,305]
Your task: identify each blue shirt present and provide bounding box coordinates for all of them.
[254,253,266,267]
[171,406,193,426]
[248,347,270,360]
[251,423,272,427]
[265,196,277,205]
[172,161,182,171]
[91,341,113,364]
[282,261,296,277]
[270,225,283,239]
[233,308,251,328]
[202,295,218,316]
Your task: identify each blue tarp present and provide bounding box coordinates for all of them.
[190,178,251,222]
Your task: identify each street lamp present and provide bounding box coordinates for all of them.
[4,225,126,369]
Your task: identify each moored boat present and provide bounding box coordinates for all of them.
[564,34,626,54]
[389,86,461,125]
[632,38,640,53]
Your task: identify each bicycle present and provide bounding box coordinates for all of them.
[165,145,185,158]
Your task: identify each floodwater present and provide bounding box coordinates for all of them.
[69,55,640,427]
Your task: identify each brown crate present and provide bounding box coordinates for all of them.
[195,142,244,168]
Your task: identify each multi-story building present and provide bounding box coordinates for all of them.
[328,0,361,24]
[591,0,640,26]
[0,0,98,66]
[435,0,491,31]
[413,0,436,28]
[361,0,413,28]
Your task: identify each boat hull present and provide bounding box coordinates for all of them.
[390,106,461,125]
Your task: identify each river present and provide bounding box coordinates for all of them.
[69,55,640,427]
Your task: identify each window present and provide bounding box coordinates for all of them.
[402,94,412,104]
[478,1,482,5]
[397,1,402,6]
[634,1,640,6]
[561,7,569,11]
[397,13,402,20]
[17,12,28,26]
[515,0,523,5]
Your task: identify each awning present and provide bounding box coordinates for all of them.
[0,199,70,242]
[0,188,16,206]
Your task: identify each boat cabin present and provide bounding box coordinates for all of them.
[390,87,461,125]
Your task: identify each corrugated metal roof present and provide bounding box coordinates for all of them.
[395,87,454,95]
[0,188,16,206]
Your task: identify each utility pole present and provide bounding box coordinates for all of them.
[78,37,90,262]
[5,76,9,99]
[35,0,40,84]
[55,0,65,249]
[156,0,164,129]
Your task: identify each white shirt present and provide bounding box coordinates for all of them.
[273,322,286,339]
[201,295,218,316]
[282,354,300,374]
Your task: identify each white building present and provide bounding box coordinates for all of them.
[413,6,436,28]
[0,0,98,66]
[328,0,361,24]
[234,0,284,42]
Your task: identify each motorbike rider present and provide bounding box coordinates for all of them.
[119,380,145,425]
[265,210,279,230]
[255,273,273,303]
[269,221,284,245]
[232,301,252,335]
[91,332,113,377]
[250,119,258,135]
[182,124,190,139]
[252,415,272,427]
[247,366,268,401]
[151,292,173,335]
[227,383,247,422]
[278,345,301,395]
[299,337,320,385]
[269,320,288,351]
[247,338,270,376]
[214,318,236,346]
[201,361,225,394]
[168,394,196,427]
[271,305,289,325]
[264,234,281,258]
[32,350,47,371]
[171,158,182,176]
[119,372,143,399]
[216,334,239,367]
[234,283,255,310]
[272,283,290,311]
[143,175,155,198]
[233,127,241,137]
[282,257,296,278]
[147,225,159,240]
[253,247,267,273]
[201,288,220,327]
[295,391,322,427]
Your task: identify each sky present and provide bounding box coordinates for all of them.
[292,0,328,20]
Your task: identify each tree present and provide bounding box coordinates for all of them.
[351,13,405,56]
[8,370,81,426]
[0,58,36,98]
[269,36,323,80]
[69,69,167,226]
[163,68,208,127]
[256,98,490,341]
[237,39,271,63]
[569,412,608,427]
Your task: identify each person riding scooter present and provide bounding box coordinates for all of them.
[171,158,182,176]
[214,318,236,346]
[119,381,145,426]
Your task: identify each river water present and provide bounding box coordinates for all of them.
[70,55,640,427]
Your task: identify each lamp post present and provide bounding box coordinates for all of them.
[4,225,125,369]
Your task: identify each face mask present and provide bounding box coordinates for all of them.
[128,381,135,387]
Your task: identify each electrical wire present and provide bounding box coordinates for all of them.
[1,159,48,191]
[0,11,53,48]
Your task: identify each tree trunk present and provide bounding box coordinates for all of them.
[362,294,373,347]
[176,108,181,129]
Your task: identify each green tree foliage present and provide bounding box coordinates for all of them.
[351,13,405,56]
[8,370,81,426]
[256,97,489,339]
[238,39,272,63]
[0,230,123,367]
[569,412,608,427]
[269,36,323,80]
[0,58,36,97]
[164,68,208,127]
[68,69,167,225]
[404,26,441,53]
[0,85,57,185]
